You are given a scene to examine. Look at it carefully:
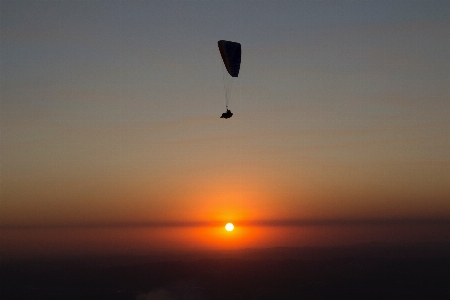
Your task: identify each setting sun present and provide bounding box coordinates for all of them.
[225,223,234,231]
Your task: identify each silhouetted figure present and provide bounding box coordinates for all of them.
[220,109,233,119]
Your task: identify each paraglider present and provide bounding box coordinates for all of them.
[218,40,241,119]
[220,109,233,119]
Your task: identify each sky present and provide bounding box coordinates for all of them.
[1,0,449,258]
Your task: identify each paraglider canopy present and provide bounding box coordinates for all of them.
[218,40,241,77]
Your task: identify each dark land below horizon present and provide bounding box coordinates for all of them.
[2,243,450,300]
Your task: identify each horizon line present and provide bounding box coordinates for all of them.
[2,217,450,230]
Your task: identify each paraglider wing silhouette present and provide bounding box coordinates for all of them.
[218,40,241,77]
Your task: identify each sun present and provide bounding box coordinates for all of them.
[225,223,234,231]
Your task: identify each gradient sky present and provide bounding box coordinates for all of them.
[1,1,449,257]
